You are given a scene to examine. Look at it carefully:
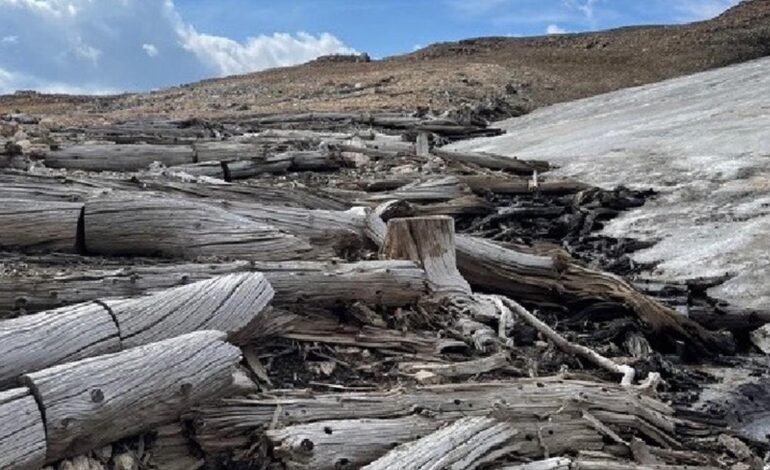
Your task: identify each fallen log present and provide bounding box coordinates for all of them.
[0,258,426,316]
[103,272,272,347]
[83,197,312,260]
[0,199,83,253]
[365,177,473,203]
[363,416,519,470]
[462,175,591,195]
[433,148,550,174]
[0,387,47,470]
[44,144,195,171]
[24,330,240,462]
[0,302,120,389]
[196,377,683,469]
[454,235,732,355]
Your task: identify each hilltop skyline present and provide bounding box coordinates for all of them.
[0,0,740,95]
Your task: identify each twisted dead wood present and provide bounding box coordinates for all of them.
[103,272,273,347]
[363,416,519,470]
[24,330,240,462]
[196,378,683,470]
[0,387,46,470]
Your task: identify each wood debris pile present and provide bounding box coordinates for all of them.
[1,111,769,470]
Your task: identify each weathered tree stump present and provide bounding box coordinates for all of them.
[24,330,240,461]
[0,302,120,389]
[83,197,312,260]
[0,387,47,470]
[0,199,83,253]
[104,272,273,347]
[382,216,470,297]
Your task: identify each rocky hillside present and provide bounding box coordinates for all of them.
[2,0,770,123]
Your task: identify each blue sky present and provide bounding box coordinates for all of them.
[0,0,740,94]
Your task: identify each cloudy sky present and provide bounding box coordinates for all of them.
[0,0,741,95]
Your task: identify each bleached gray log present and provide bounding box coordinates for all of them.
[24,330,240,461]
[0,199,82,252]
[259,260,426,307]
[382,216,471,297]
[501,458,573,470]
[366,177,473,203]
[363,416,518,470]
[0,387,47,470]
[461,175,591,195]
[103,272,273,347]
[222,203,367,256]
[193,141,264,162]
[0,258,425,315]
[83,197,312,260]
[433,148,549,174]
[195,377,679,462]
[44,144,195,171]
[266,415,440,470]
[0,302,120,389]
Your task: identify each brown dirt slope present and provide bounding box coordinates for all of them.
[2,0,770,122]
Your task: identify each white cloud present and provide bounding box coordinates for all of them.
[563,0,601,22]
[546,24,568,34]
[1,35,18,44]
[673,0,740,21]
[176,26,354,76]
[74,40,102,64]
[142,43,159,57]
[0,0,354,94]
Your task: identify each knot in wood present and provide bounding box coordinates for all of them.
[300,438,314,452]
[180,382,193,396]
[90,388,104,403]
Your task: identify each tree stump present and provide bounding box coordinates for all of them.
[381,216,470,298]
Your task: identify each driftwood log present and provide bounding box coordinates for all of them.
[0,199,83,253]
[433,148,549,174]
[44,144,195,171]
[195,377,684,469]
[83,197,312,260]
[363,416,518,470]
[24,330,240,461]
[0,258,426,316]
[0,273,269,388]
[0,302,120,389]
[0,387,47,470]
[103,272,273,347]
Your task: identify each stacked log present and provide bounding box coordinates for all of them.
[83,197,312,260]
[24,330,240,461]
[0,272,272,386]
